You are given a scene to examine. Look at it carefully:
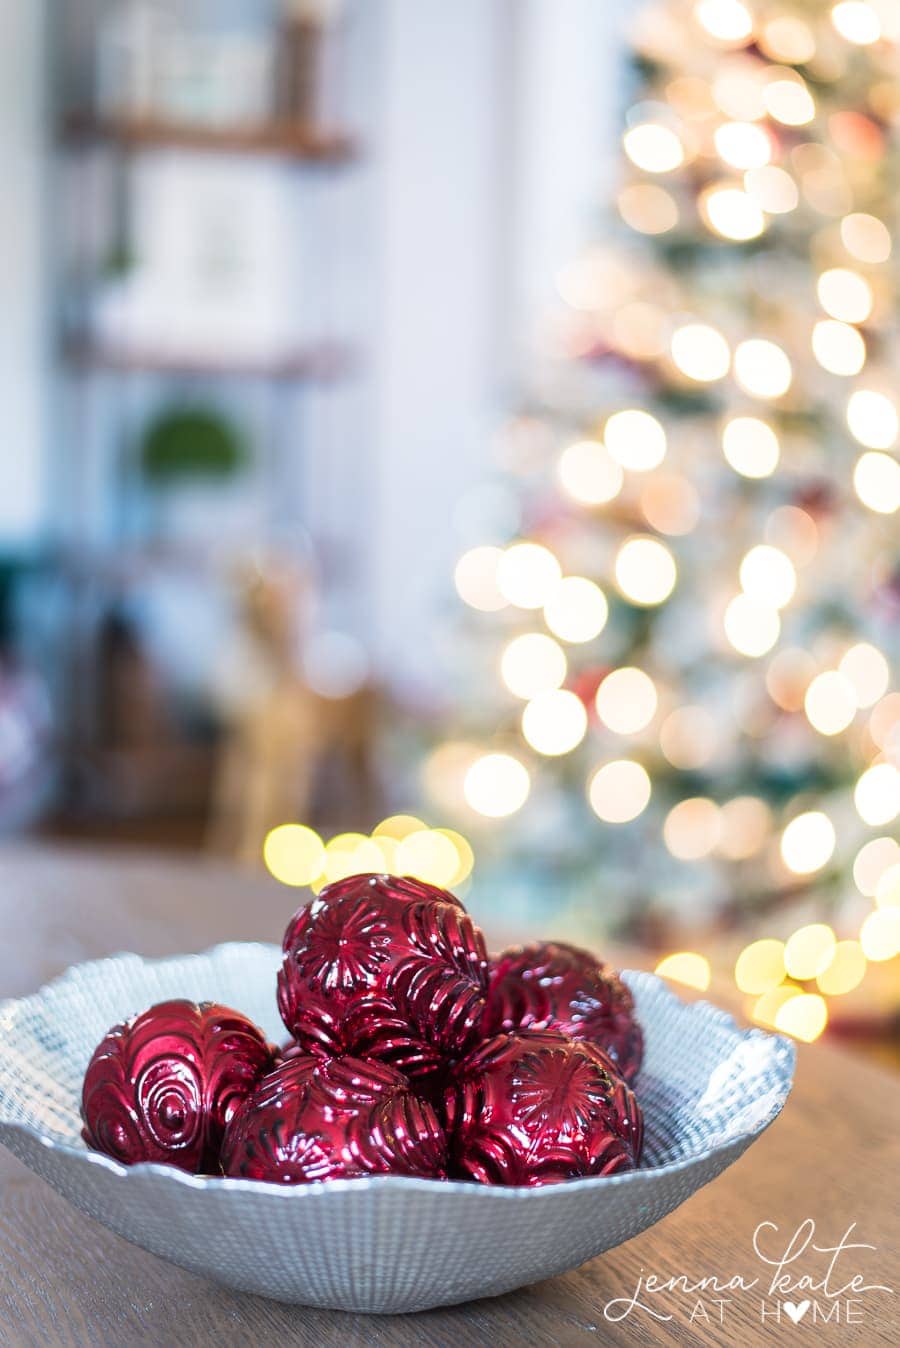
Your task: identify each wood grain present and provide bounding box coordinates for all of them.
[0,844,897,1347]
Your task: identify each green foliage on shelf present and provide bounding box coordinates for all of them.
[140,406,248,484]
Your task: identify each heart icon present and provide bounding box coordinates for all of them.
[783,1300,811,1324]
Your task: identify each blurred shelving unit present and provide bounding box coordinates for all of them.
[51,0,372,826]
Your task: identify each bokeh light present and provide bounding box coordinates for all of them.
[394,829,461,888]
[816,268,874,323]
[763,75,816,127]
[739,545,796,609]
[853,836,900,896]
[876,863,900,909]
[500,632,567,699]
[853,451,900,512]
[780,812,836,874]
[817,940,867,995]
[735,938,785,994]
[774,993,828,1043]
[640,474,701,535]
[323,833,384,884]
[784,923,837,979]
[654,951,711,990]
[744,165,799,214]
[660,704,718,769]
[854,763,900,826]
[846,390,898,449]
[733,339,792,398]
[521,689,588,756]
[543,576,609,643]
[663,797,721,860]
[614,536,677,605]
[558,439,624,505]
[588,760,652,823]
[454,545,507,612]
[497,542,562,609]
[464,753,531,818]
[595,667,658,735]
[263,823,325,887]
[812,320,866,376]
[839,642,890,708]
[714,121,771,170]
[718,796,772,859]
[860,907,900,962]
[760,15,816,64]
[804,670,857,736]
[694,0,752,43]
[604,409,667,471]
[724,594,780,657]
[722,416,780,477]
[700,185,766,240]
[671,322,731,381]
[831,2,882,45]
[624,122,684,173]
[617,183,680,234]
[840,212,891,263]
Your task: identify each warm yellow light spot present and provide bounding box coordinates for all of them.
[735,939,785,995]
[660,705,718,770]
[841,212,891,264]
[612,301,670,360]
[263,823,325,887]
[784,924,837,980]
[394,829,460,888]
[753,982,803,1029]
[724,594,780,657]
[853,451,900,513]
[774,993,828,1043]
[617,183,679,235]
[817,268,874,323]
[373,814,427,841]
[868,694,900,751]
[847,390,898,449]
[733,339,792,399]
[812,320,866,376]
[370,834,399,871]
[714,121,771,171]
[744,165,799,214]
[497,543,562,609]
[839,642,890,708]
[623,123,684,173]
[663,797,722,860]
[712,64,767,121]
[694,0,753,43]
[558,439,623,505]
[434,828,475,886]
[722,416,780,478]
[671,322,731,381]
[831,2,882,45]
[854,837,900,897]
[588,760,652,823]
[760,15,816,64]
[605,409,667,472]
[804,670,857,736]
[595,667,658,735]
[454,545,507,612]
[860,907,900,962]
[700,185,766,241]
[739,545,796,609]
[876,863,900,909]
[500,633,567,699]
[323,833,384,883]
[782,812,838,876]
[640,474,701,536]
[817,941,867,995]
[854,762,900,826]
[464,752,531,818]
[763,76,816,127]
[521,689,588,757]
[422,742,480,814]
[718,796,772,859]
[655,951,711,990]
[543,576,609,644]
[780,812,836,875]
[614,536,677,606]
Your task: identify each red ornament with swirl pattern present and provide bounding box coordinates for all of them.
[81,1000,275,1172]
[277,873,489,1081]
[221,1051,448,1183]
[483,941,644,1083]
[444,1028,643,1187]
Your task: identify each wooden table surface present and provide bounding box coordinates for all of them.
[0,842,896,1348]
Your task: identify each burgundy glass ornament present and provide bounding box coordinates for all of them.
[484,941,644,1083]
[277,873,488,1081]
[221,1051,448,1184]
[445,1028,643,1187]
[81,1000,276,1173]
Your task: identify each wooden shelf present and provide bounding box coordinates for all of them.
[61,337,354,382]
[62,112,357,163]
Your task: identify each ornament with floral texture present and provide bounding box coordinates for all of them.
[81,1000,276,1173]
[277,873,488,1081]
[484,941,644,1082]
[221,1051,448,1183]
[445,1028,643,1187]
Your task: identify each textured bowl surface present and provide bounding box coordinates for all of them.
[0,943,795,1314]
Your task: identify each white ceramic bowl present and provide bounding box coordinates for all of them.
[0,942,794,1313]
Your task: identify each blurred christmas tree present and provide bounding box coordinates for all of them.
[423,0,900,1032]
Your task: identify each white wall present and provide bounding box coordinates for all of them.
[0,0,46,546]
